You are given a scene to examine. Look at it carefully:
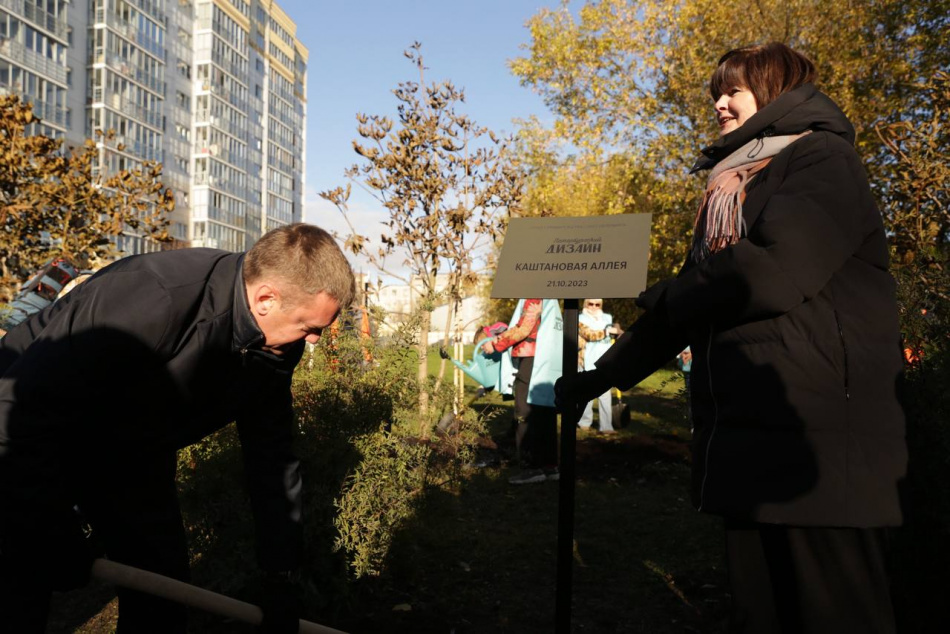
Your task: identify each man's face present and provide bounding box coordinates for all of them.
[249,283,340,352]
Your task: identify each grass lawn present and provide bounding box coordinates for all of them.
[51,361,734,633]
[46,346,947,633]
[330,364,730,633]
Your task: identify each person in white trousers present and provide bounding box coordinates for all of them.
[577,299,620,433]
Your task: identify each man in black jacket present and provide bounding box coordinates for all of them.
[0,223,355,633]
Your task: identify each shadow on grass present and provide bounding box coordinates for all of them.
[45,367,713,633]
[48,356,946,633]
[321,390,729,634]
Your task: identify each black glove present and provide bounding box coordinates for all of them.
[259,572,302,634]
[438,346,450,360]
[555,369,612,415]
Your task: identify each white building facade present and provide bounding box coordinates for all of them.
[365,273,491,344]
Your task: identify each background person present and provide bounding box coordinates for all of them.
[0,224,356,633]
[577,299,620,433]
[556,43,906,633]
[484,298,563,485]
[677,346,693,431]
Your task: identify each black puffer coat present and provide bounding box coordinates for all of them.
[597,84,907,527]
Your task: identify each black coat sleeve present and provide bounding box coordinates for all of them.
[663,134,868,331]
[594,308,688,391]
[235,344,304,573]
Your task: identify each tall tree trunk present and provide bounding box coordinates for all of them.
[433,288,456,393]
[417,305,431,435]
[453,297,464,414]
[416,270,439,436]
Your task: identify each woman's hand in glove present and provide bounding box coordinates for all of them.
[554,369,612,414]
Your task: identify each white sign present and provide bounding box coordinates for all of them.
[491,214,652,299]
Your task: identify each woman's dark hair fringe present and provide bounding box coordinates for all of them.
[710,42,817,108]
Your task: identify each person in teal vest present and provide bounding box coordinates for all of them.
[677,346,693,432]
[482,298,563,485]
[578,299,621,433]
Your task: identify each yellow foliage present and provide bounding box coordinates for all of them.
[511,0,949,279]
[0,96,173,301]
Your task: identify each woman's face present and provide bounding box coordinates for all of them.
[714,86,758,135]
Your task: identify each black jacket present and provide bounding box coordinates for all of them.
[0,248,303,571]
[598,85,907,527]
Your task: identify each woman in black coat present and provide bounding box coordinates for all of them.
[557,43,906,633]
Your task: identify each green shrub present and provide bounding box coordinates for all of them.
[176,426,256,596]
[176,320,489,615]
[312,324,486,579]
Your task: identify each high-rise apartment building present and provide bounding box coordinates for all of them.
[0,1,72,138]
[0,0,307,255]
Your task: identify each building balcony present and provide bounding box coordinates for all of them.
[266,155,294,176]
[110,0,164,26]
[30,98,70,128]
[211,49,248,86]
[89,50,166,96]
[265,180,294,201]
[200,81,248,113]
[195,142,246,172]
[92,7,166,60]
[270,84,296,107]
[193,171,248,201]
[100,132,164,163]
[0,37,68,85]
[0,0,68,41]
[0,84,70,128]
[195,107,248,140]
[89,90,164,130]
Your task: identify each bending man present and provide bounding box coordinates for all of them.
[0,223,355,633]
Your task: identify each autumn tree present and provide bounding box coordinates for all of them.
[875,70,950,360]
[871,69,950,631]
[320,43,524,426]
[509,0,950,279]
[0,95,173,302]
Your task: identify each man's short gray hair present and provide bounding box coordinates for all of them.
[244,223,356,308]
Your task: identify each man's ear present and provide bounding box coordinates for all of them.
[248,282,280,316]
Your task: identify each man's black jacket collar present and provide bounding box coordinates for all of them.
[231,254,265,353]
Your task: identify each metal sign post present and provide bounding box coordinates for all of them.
[490,214,651,633]
[555,297,580,633]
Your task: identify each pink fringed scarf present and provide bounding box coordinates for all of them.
[691,131,811,261]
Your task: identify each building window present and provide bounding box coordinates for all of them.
[176,91,190,111]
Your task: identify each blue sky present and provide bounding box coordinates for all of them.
[275,0,569,251]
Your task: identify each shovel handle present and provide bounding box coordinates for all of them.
[91,558,347,634]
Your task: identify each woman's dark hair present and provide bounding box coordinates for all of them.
[710,42,816,108]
